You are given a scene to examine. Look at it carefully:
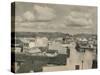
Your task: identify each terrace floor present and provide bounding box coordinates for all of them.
[43,42,94,72]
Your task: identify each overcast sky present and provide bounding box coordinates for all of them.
[13,2,97,34]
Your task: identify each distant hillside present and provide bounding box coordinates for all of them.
[11,32,70,39]
[73,33,97,38]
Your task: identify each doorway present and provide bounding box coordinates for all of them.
[75,65,80,70]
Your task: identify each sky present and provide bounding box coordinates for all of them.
[12,2,97,34]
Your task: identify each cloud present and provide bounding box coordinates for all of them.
[34,5,56,20]
[14,3,96,33]
[16,5,56,22]
[65,11,93,28]
[23,11,35,21]
[15,16,23,22]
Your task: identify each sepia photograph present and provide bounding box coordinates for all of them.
[11,2,97,73]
